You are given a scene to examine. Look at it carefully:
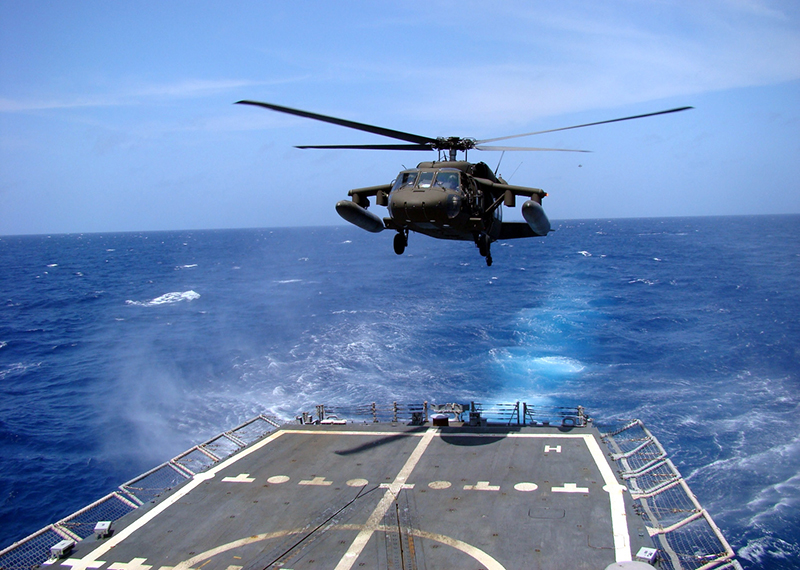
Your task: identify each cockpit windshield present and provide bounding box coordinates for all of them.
[392,169,462,192]
[416,172,434,188]
[391,171,418,192]
[433,171,460,191]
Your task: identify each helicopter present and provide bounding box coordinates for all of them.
[237,100,692,266]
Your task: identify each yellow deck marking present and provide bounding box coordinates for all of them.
[170,523,504,570]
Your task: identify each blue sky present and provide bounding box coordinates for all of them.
[1,0,798,235]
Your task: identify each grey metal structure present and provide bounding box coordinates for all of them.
[1,403,740,570]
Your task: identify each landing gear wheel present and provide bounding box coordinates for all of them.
[477,233,489,257]
[393,231,407,255]
[476,233,492,265]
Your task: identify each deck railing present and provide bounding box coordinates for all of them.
[310,400,588,427]
[0,414,279,570]
[602,419,743,570]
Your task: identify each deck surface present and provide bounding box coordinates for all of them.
[50,423,654,570]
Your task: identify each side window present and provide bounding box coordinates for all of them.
[392,172,417,192]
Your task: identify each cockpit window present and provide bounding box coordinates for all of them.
[433,171,460,191]
[392,171,418,192]
[417,172,434,188]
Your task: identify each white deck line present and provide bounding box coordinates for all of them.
[64,430,288,570]
[333,427,438,570]
[583,434,633,562]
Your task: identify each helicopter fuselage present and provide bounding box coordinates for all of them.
[335,161,550,264]
[385,163,494,241]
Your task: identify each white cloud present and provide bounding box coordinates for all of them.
[0,78,298,113]
[292,0,800,127]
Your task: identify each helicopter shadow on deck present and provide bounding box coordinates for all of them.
[333,424,581,454]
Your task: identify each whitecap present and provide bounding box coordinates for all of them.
[125,290,200,307]
[530,356,586,374]
[276,279,302,284]
[0,361,42,380]
[577,251,591,257]
[175,264,198,269]
[493,350,586,378]
[46,263,58,268]
[739,535,797,564]
[0,341,6,349]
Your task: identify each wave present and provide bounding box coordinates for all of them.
[125,290,200,307]
[739,535,800,565]
[492,349,586,379]
[0,361,42,381]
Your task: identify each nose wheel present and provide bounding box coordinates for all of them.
[393,231,408,255]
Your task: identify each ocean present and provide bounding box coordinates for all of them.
[0,215,798,568]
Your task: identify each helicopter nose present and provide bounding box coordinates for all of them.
[389,190,460,223]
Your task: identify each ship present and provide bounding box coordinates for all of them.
[1,400,741,570]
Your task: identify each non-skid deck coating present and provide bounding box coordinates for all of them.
[49,423,655,570]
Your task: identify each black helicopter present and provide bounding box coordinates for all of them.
[237,100,691,265]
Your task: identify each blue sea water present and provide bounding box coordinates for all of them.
[0,215,798,568]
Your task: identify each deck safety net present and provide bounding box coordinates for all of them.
[0,414,279,570]
[603,419,743,570]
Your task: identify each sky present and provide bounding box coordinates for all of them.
[1,0,799,235]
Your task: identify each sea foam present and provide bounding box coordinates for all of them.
[126,290,201,307]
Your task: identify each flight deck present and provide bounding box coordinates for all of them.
[1,402,741,570]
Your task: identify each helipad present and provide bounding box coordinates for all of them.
[45,423,653,570]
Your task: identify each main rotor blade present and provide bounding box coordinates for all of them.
[296,144,433,151]
[475,145,591,152]
[236,100,437,146]
[476,106,693,144]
